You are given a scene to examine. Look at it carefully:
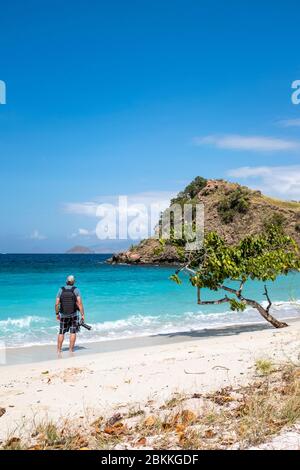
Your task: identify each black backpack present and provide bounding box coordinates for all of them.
[59,286,78,315]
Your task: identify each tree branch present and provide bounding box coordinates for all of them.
[263,284,272,313]
[220,285,238,295]
[239,293,287,328]
[197,286,200,304]
[237,280,245,297]
[179,264,197,275]
[198,296,230,306]
[184,266,197,275]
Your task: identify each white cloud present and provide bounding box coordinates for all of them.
[30,229,47,240]
[69,228,96,238]
[78,228,91,236]
[228,165,300,198]
[194,134,299,152]
[64,202,98,217]
[64,191,175,217]
[228,166,272,178]
[278,119,300,128]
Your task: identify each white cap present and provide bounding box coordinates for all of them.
[66,275,75,285]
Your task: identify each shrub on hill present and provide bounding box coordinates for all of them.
[218,187,250,223]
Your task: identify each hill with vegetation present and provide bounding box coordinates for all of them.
[108,177,300,264]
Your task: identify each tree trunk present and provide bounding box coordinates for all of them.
[242,297,288,328]
[197,284,289,329]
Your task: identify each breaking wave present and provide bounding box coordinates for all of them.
[1,300,299,349]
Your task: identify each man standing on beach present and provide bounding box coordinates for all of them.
[55,275,85,353]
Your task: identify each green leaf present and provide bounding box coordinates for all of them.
[229,298,247,312]
[169,274,182,285]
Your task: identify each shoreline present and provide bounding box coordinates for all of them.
[2,297,300,356]
[1,317,300,445]
[1,315,300,366]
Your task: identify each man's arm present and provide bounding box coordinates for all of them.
[76,296,85,321]
[55,298,60,321]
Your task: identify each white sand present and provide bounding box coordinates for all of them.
[0,319,300,442]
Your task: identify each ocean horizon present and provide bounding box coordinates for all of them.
[0,253,299,349]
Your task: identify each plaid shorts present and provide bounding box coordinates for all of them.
[59,314,80,335]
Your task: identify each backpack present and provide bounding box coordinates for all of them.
[59,286,78,315]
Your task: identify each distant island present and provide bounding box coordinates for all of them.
[66,245,95,254]
[66,241,131,254]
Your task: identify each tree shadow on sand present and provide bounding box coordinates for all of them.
[153,322,273,340]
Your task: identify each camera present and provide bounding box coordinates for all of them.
[80,320,92,331]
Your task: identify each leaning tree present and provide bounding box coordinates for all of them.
[170,227,300,328]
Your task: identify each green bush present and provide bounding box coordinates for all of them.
[171,176,207,205]
[153,246,164,256]
[175,246,186,261]
[218,187,250,223]
[264,213,286,231]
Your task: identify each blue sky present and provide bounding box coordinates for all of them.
[0,0,300,252]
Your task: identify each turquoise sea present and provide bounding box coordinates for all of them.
[0,254,300,348]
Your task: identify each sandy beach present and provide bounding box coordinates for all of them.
[1,318,300,447]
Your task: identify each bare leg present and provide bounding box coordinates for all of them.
[69,333,76,352]
[57,334,64,353]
